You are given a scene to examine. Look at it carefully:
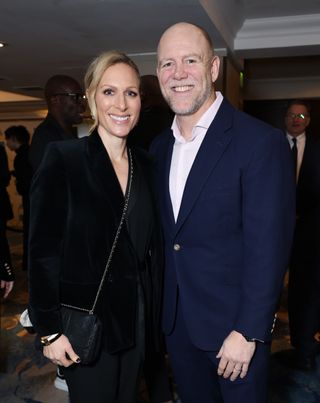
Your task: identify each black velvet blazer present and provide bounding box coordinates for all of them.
[28,130,163,353]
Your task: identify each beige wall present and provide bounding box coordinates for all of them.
[224,58,242,109]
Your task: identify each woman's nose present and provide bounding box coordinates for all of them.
[115,93,127,110]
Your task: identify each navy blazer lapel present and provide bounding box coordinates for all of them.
[87,130,124,221]
[158,131,176,232]
[175,99,234,233]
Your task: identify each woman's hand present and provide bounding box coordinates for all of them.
[1,280,14,298]
[43,334,81,367]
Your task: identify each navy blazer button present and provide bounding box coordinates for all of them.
[174,244,181,251]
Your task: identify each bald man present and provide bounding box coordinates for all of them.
[150,22,295,403]
[28,75,86,392]
[29,75,86,171]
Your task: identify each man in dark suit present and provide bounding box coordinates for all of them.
[28,74,86,392]
[128,74,173,150]
[285,100,320,370]
[29,74,86,172]
[150,22,295,403]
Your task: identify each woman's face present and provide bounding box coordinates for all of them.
[95,63,141,140]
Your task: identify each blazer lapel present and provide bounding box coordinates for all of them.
[161,132,176,233]
[86,130,124,221]
[175,100,234,233]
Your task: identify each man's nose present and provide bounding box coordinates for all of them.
[173,63,188,80]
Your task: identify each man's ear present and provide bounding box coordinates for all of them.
[210,56,220,84]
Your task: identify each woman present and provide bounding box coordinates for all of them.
[28,51,163,403]
[0,142,14,298]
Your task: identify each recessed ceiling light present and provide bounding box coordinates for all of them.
[0,42,6,48]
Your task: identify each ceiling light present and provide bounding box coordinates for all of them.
[0,42,6,48]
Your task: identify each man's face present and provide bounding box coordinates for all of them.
[285,104,310,137]
[56,82,86,125]
[157,24,219,119]
[5,137,19,151]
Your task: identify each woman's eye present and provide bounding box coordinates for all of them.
[103,88,114,95]
[126,90,138,97]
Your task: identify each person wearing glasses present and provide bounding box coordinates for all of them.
[29,74,86,391]
[29,74,86,172]
[282,99,320,370]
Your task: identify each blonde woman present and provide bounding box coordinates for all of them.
[28,51,163,403]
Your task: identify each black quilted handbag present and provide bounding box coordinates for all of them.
[60,306,102,365]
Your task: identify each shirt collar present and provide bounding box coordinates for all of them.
[286,132,306,142]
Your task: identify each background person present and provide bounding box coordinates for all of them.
[28,73,86,391]
[0,142,14,298]
[151,22,295,403]
[28,51,164,403]
[128,74,173,150]
[4,125,32,272]
[128,73,175,403]
[284,99,320,370]
[29,74,86,172]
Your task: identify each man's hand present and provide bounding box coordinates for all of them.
[216,330,256,381]
[43,334,81,367]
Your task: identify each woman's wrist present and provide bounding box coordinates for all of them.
[40,333,62,346]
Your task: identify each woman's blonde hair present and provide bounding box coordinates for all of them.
[84,50,140,132]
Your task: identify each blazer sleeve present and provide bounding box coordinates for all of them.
[28,142,67,336]
[234,129,295,341]
[0,144,11,187]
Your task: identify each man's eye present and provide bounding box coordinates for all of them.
[186,59,196,64]
[162,61,173,68]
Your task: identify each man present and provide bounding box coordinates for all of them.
[29,75,85,391]
[29,74,86,171]
[285,100,320,370]
[4,125,32,271]
[150,22,295,403]
[128,74,173,150]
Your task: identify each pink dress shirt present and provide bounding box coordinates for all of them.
[169,92,224,221]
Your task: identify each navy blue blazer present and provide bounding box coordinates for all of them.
[151,98,295,350]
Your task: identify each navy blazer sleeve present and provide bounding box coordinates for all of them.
[234,128,295,340]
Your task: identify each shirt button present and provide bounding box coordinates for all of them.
[173,244,181,251]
